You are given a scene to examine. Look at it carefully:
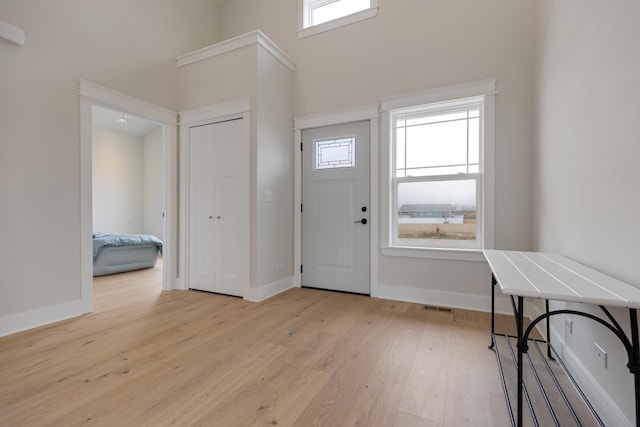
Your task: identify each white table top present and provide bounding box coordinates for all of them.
[484,250,640,309]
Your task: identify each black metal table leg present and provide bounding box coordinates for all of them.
[490,274,496,349]
[630,309,640,427]
[517,296,524,427]
[546,300,554,360]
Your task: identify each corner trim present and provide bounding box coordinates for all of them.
[244,277,295,303]
[177,30,296,72]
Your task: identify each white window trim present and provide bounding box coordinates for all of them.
[380,79,496,261]
[298,0,379,39]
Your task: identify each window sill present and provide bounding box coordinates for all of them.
[380,246,486,262]
[298,7,378,39]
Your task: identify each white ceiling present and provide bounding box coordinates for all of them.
[92,105,162,139]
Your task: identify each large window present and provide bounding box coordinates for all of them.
[392,101,483,249]
[382,82,495,254]
[298,0,378,38]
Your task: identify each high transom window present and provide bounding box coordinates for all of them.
[306,0,370,27]
[299,0,378,38]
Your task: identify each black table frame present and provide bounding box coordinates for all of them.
[489,273,640,427]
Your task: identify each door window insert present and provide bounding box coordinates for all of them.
[315,137,356,170]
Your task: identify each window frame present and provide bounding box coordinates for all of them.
[391,100,484,250]
[380,79,496,261]
[298,0,379,39]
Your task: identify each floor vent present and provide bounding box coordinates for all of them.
[423,305,453,313]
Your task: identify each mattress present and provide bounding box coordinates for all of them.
[93,244,159,276]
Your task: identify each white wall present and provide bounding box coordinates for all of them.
[534,0,640,423]
[218,0,535,310]
[255,46,295,288]
[178,45,258,111]
[92,126,164,239]
[144,128,164,240]
[0,1,219,326]
[92,127,144,234]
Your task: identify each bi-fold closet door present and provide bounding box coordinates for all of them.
[188,118,247,297]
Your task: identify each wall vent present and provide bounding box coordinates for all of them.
[423,305,452,313]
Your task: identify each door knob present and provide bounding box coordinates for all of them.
[354,218,367,225]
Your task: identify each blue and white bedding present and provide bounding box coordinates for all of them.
[92,232,163,262]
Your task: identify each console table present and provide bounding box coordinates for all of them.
[484,250,640,427]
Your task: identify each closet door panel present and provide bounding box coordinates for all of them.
[188,118,246,297]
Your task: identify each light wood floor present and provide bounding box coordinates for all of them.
[0,263,518,426]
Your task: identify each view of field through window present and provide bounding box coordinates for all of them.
[397,179,476,240]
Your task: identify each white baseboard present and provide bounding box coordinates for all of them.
[372,283,513,314]
[244,276,295,303]
[549,327,632,427]
[0,299,86,338]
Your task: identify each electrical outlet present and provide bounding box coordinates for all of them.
[594,342,607,369]
[564,317,573,335]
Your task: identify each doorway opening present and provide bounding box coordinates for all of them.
[79,79,178,314]
[91,106,164,295]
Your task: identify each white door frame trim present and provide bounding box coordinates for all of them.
[178,98,251,294]
[293,104,379,294]
[79,79,178,314]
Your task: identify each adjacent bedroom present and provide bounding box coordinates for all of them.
[91,105,164,293]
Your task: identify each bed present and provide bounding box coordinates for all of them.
[93,233,163,276]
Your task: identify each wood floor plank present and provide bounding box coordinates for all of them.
[393,410,443,427]
[1,263,549,426]
[398,310,453,423]
[443,317,510,427]
[340,306,426,426]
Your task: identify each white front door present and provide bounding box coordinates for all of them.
[188,118,246,297]
[302,121,370,294]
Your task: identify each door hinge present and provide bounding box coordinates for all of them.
[300,142,303,151]
[300,203,303,212]
[300,264,303,274]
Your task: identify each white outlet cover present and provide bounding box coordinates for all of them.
[594,342,607,369]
